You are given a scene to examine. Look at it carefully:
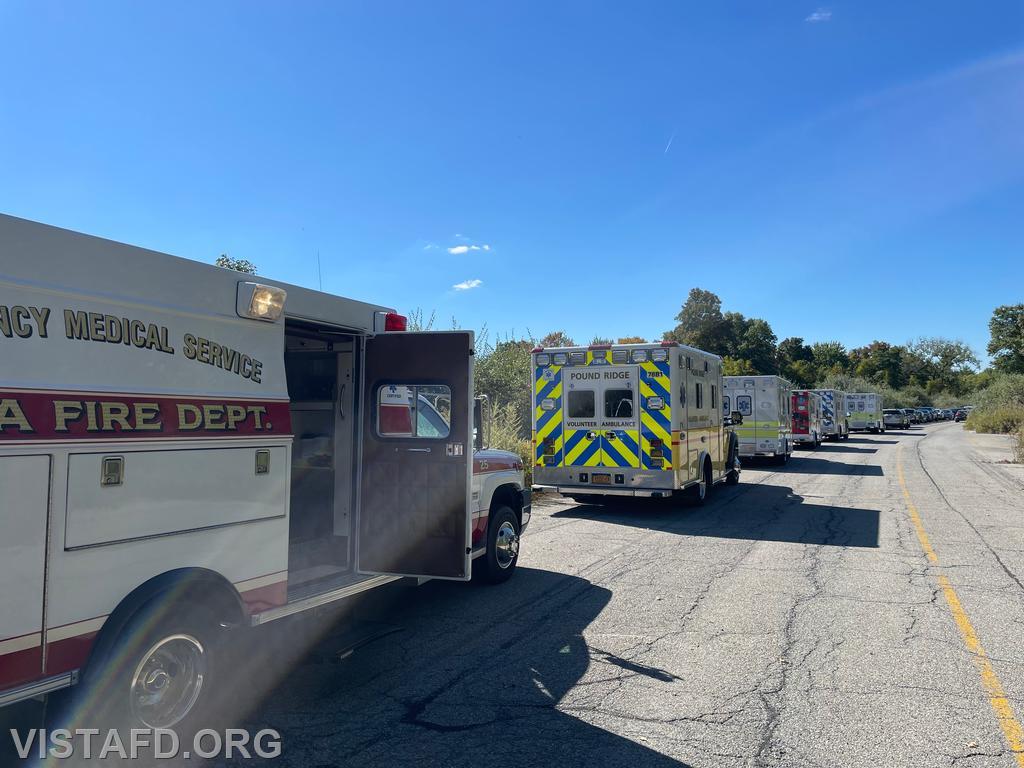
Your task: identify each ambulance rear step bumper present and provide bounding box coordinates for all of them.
[535,484,675,498]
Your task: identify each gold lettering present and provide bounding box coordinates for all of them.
[177,404,203,430]
[0,399,33,432]
[225,404,247,430]
[130,320,146,347]
[134,402,162,431]
[89,312,105,341]
[29,307,50,338]
[211,343,223,369]
[11,306,32,338]
[247,405,267,430]
[203,404,226,430]
[240,355,252,379]
[64,310,89,340]
[251,359,263,384]
[100,402,131,431]
[84,401,99,431]
[104,315,122,343]
[183,333,198,359]
[145,323,161,350]
[53,401,84,432]
[197,337,211,363]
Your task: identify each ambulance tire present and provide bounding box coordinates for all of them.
[77,601,222,741]
[476,506,520,584]
[688,460,712,506]
[773,448,789,466]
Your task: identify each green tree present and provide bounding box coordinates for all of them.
[810,341,850,379]
[778,337,815,386]
[474,338,535,438]
[734,317,778,374]
[988,304,1024,373]
[539,330,575,347]
[617,336,646,344]
[214,254,258,274]
[722,356,757,376]
[849,341,907,388]
[906,337,979,395]
[590,336,613,345]
[665,288,729,353]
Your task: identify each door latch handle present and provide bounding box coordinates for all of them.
[338,383,346,419]
[405,447,431,453]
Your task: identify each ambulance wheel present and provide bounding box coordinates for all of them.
[773,449,789,466]
[689,460,712,505]
[78,602,222,738]
[476,506,520,584]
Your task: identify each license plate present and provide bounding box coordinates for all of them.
[592,473,611,485]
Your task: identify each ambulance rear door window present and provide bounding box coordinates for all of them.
[567,390,595,418]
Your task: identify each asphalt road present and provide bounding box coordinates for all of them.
[217,422,1024,768]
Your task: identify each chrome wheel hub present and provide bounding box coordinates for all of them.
[130,633,206,728]
[494,521,520,569]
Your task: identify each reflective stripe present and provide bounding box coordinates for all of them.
[601,430,639,468]
[534,364,563,466]
[640,361,673,470]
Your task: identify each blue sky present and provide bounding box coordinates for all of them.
[1,2,1021,362]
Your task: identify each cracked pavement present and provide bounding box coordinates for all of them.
[214,423,1024,767]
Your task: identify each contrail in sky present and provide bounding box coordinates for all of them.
[664,129,677,155]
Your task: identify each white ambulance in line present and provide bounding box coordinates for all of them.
[846,393,885,433]
[810,388,850,441]
[0,214,530,732]
[723,375,795,464]
[790,389,823,448]
[531,342,741,503]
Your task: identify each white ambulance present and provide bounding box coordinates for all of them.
[0,215,530,731]
[531,342,740,503]
[846,393,885,433]
[810,388,850,441]
[723,375,795,464]
[790,389,823,448]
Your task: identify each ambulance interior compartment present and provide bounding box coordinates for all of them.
[284,323,358,598]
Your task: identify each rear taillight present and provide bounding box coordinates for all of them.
[384,312,407,331]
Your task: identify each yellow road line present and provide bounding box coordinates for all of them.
[897,447,1024,765]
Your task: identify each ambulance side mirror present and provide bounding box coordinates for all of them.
[725,411,743,426]
[473,395,491,451]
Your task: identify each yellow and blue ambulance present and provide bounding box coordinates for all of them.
[531,341,740,503]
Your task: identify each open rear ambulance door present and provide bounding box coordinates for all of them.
[358,331,474,580]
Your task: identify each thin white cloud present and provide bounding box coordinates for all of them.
[453,278,482,291]
[664,128,677,155]
[423,243,439,251]
[447,244,491,254]
[805,7,831,22]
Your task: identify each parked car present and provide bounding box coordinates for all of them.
[941,409,954,420]
[914,409,929,423]
[901,408,917,425]
[955,410,967,422]
[883,409,910,429]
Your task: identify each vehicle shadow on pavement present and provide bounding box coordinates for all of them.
[212,568,695,768]
[552,484,880,549]
[763,456,883,476]
[813,445,878,454]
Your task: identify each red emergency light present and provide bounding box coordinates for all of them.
[384,312,408,331]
